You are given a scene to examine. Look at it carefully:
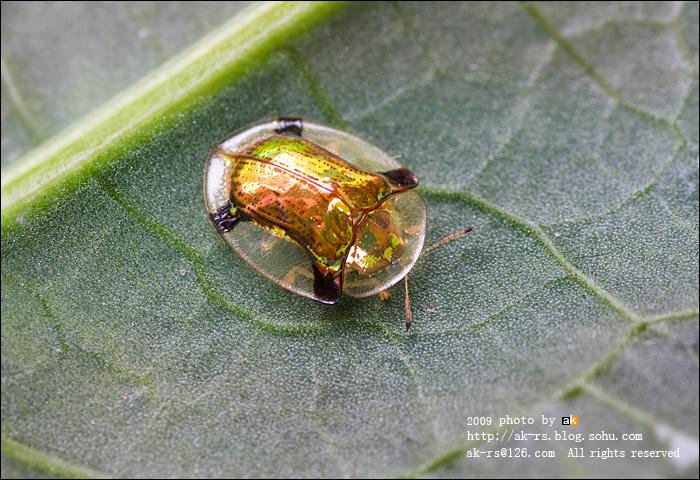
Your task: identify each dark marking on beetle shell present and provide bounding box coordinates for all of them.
[311,263,342,305]
[379,167,419,191]
[211,204,249,233]
[275,117,304,137]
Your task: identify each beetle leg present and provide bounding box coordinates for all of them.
[275,117,304,137]
[211,204,248,233]
[378,290,392,301]
[282,264,314,286]
[404,275,412,331]
[311,263,343,305]
[400,228,473,331]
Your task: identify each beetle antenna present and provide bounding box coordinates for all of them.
[422,226,473,255]
[404,275,412,331]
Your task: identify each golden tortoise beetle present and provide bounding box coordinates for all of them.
[204,118,471,330]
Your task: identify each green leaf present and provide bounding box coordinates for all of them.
[2,1,698,478]
[0,1,253,167]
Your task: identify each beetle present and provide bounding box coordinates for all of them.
[204,117,471,330]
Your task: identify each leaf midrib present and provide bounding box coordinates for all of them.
[0,1,347,228]
[2,2,697,478]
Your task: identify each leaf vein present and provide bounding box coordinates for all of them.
[1,433,111,479]
[0,54,44,143]
[97,176,328,336]
[521,1,686,145]
[3,271,157,394]
[418,186,641,322]
[398,317,684,477]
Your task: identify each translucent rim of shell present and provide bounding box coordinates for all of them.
[203,118,427,300]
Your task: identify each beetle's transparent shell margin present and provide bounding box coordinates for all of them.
[204,119,427,301]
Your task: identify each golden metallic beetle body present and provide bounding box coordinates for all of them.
[219,135,418,303]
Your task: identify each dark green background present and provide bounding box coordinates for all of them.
[2,2,698,478]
